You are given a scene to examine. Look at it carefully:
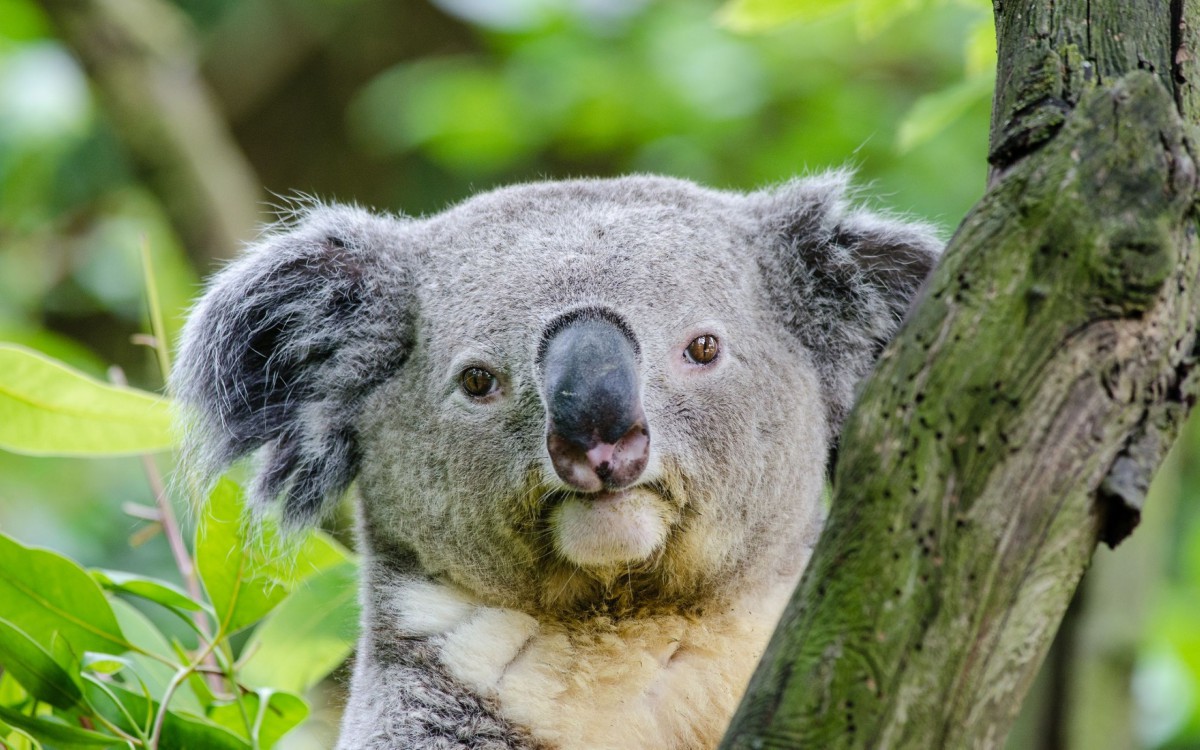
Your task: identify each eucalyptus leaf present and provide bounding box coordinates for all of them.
[0,533,128,659]
[92,569,204,613]
[108,598,202,716]
[0,667,29,705]
[897,72,994,152]
[0,618,81,708]
[208,689,308,748]
[290,531,355,585]
[241,561,359,694]
[964,15,998,78]
[716,0,853,33]
[854,0,924,38]
[0,343,175,456]
[84,681,250,750]
[0,704,120,747]
[196,480,289,637]
[81,653,132,675]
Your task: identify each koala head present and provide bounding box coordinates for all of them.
[174,174,939,616]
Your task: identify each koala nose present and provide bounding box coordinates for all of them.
[541,316,651,492]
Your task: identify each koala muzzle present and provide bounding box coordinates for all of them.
[542,317,650,493]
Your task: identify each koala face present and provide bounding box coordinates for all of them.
[173,174,939,617]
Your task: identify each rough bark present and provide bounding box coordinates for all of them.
[37,0,263,268]
[1007,441,1178,750]
[721,2,1200,748]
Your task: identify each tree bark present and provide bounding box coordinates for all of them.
[721,2,1200,748]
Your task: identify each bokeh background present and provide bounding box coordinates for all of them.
[0,0,1195,747]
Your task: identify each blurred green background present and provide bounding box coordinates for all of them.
[0,0,1196,747]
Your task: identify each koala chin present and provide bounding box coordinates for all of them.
[173,173,940,749]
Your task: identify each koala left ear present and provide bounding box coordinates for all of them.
[172,204,414,528]
[752,172,943,430]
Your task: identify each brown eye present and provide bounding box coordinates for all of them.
[685,334,719,365]
[460,367,499,398]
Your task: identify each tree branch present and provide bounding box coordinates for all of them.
[722,2,1200,747]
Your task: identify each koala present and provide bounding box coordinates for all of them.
[173,173,939,750]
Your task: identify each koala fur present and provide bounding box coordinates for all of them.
[173,173,940,750]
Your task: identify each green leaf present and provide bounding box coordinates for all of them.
[241,561,359,694]
[81,653,132,675]
[0,667,29,706]
[0,705,120,747]
[92,570,203,613]
[108,598,202,716]
[0,343,175,456]
[0,532,128,660]
[290,531,355,585]
[853,0,924,38]
[0,618,81,709]
[196,480,289,637]
[897,72,994,153]
[964,15,997,78]
[208,690,308,749]
[0,0,52,42]
[84,681,250,750]
[350,59,541,175]
[716,0,853,33]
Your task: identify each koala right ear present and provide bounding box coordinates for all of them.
[172,204,414,528]
[751,172,943,431]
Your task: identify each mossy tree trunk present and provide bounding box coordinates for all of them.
[721,2,1200,748]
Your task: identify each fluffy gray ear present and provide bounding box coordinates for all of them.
[172,204,414,528]
[753,172,942,430]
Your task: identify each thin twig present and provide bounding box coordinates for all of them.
[107,368,202,608]
[121,502,162,522]
[108,366,222,694]
[148,637,219,749]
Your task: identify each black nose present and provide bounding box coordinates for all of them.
[541,315,650,492]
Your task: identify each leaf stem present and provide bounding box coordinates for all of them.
[148,637,218,749]
[81,673,149,746]
[109,365,220,691]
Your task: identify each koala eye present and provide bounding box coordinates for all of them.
[460,367,499,398]
[684,334,719,365]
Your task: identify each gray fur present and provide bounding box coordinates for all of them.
[173,174,940,749]
[340,558,544,750]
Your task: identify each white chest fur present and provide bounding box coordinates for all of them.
[386,575,800,750]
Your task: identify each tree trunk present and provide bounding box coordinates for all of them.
[721,2,1200,748]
